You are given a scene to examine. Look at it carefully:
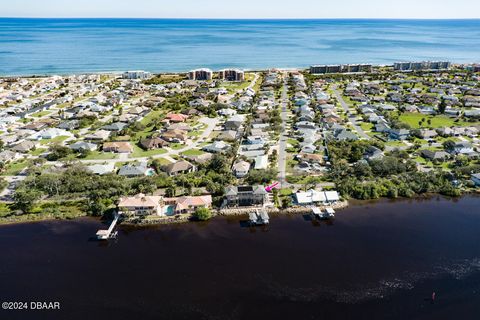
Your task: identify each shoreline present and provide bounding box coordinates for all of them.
[1,62,478,78]
[1,193,477,227]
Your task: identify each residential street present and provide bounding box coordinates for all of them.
[277,75,289,188]
[332,85,371,140]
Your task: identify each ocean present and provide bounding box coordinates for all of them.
[0,18,479,76]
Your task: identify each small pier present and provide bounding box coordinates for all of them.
[249,208,270,226]
[96,213,120,240]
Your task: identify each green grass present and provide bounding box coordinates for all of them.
[39,135,70,145]
[181,149,205,157]
[130,145,167,158]
[287,138,300,147]
[399,114,479,129]
[81,151,118,160]
[279,188,293,196]
[385,140,406,148]
[152,158,172,166]
[30,110,52,118]
[0,201,86,225]
[1,160,30,176]
[29,148,48,156]
[359,122,374,132]
[140,109,165,126]
[169,143,186,150]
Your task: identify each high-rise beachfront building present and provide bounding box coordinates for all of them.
[188,68,213,81]
[122,70,152,79]
[219,69,245,81]
[310,64,372,74]
[393,61,451,71]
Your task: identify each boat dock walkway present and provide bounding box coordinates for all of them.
[96,213,120,240]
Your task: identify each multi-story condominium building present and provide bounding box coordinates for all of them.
[122,70,152,79]
[219,69,245,81]
[393,61,451,71]
[188,68,213,81]
[310,64,372,74]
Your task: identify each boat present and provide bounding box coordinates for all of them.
[249,208,269,225]
[311,207,335,220]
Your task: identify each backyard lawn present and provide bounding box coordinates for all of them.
[81,151,118,160]
[131,145,167,158]
[180,149,205,157]
[399,114,479,129]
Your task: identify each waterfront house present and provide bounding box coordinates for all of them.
[118,194,165,216]
[224,185,268,207]
[166,195,213,215]
[294,190,340,205]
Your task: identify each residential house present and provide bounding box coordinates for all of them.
[225,185,268,207]
[84,130,111,141]
[389,128,410,141]
[165,113,188,123]
[118,162,152,177]
[140,137,168,150]
[68,141,98,152]
[86,163,116,175]
[162,160,196,176]
[0,150,21,163]
[11,140,37,153]
[232,161,251,178]
[161,129,188,143]
[472,173,480,186]
[202,141,231,154]
[103,141,134,153]
[420,150,450,161]
[118,194,166,216]
[166,195,213,215]
[101,122,128,132]
[216,130,237,142]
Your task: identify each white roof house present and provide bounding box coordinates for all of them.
[294,190,340,205]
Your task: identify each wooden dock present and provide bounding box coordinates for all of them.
[96,213,120,240]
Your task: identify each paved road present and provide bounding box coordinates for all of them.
[331,85,371,140]
[277,75,289,188]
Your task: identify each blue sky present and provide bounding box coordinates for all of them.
[2,0,479,19]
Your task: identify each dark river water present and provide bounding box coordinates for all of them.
[1,195,480,320]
